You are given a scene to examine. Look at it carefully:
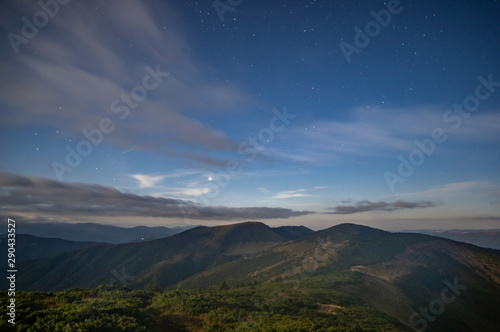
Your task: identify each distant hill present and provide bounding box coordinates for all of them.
[408,229,500,250]
[13,221,313,291]
[0,234,98,262]
[10,222,193,244]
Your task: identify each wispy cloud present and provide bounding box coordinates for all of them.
[0,172,312,220]
[273,189,312,199]
[418,181,499,197]
[397,181,500,201]
[129,169,206,188]
[159,187,212,198]
[327,200,437,215]
[0,1,255,166]
[129,174,168,188]
[278,106,500,164]
[271,186,327,199]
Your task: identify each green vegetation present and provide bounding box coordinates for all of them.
[1,279,406,331]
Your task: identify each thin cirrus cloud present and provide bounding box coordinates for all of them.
[278,106,500,164]
[158,187,213,198]
[129,174,169,189]
[0,172,312,221]
[416,181,500,197]
[327,200,437,215]
[273,189,312,199]
[272,186,327,199]
[398,181,500,205]
[0,0,254,165]
[129,169,206,189]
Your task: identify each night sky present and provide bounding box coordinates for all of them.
[1,0,499,230]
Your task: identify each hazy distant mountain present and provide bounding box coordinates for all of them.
[14,222,313,291]
[408,229,500,250]
[0,234,98,262]
[12,222,194,244]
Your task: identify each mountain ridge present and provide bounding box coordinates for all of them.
[175,223,500,331]
[0,234,99,262]
[5,221,194,244]
[7,221,500,331]
[405,229,500,250]
[13,221,313,291]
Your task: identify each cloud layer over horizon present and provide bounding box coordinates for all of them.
[0,172,312,221]
[328,200,437,215]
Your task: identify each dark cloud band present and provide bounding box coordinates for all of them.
[328,199,436,215]
[0,172,313,221]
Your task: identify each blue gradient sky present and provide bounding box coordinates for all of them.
[1,0,499,230]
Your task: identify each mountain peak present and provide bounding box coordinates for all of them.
[326,223,387,235]
[222,220,270,230]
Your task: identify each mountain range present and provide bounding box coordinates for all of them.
[5,221,193,243]
[11,222,312,291]
[8,221,500,249]
[0,234,98,262]
[6,221,500,331]
[409,229,500,250]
